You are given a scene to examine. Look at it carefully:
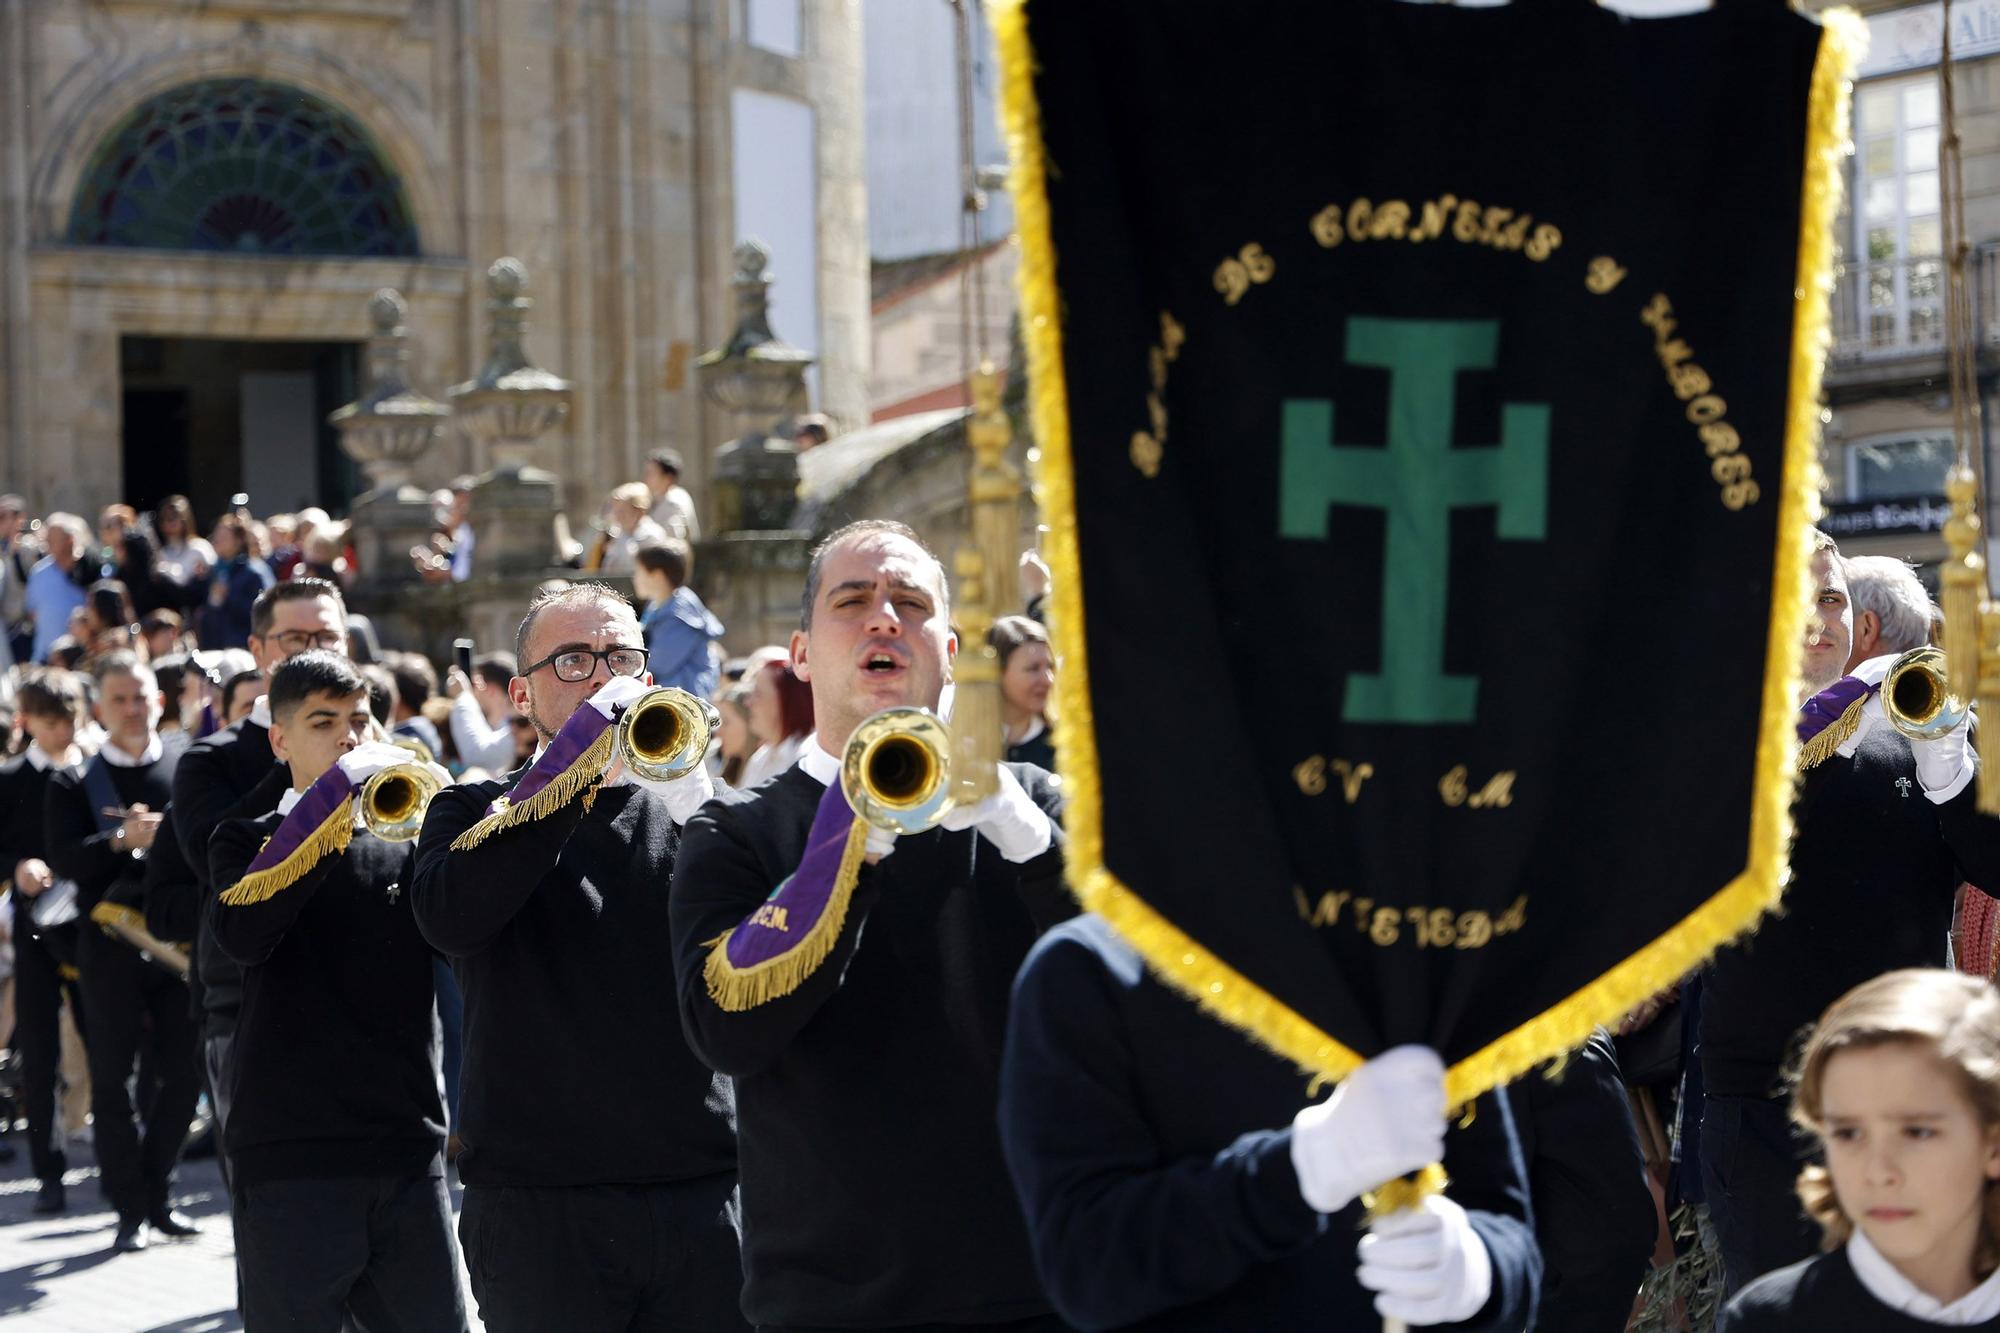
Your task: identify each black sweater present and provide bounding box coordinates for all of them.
[670,762,1072,1329]
[1515,1031,1657,1331]
[412,771,735,1189]
[0,755,62,887]
[1703,730,2000,1097]
[1717,1247,2000,1331]
[46,752,177,917]
[172,719,286,1034]
[208,810,443,1186]
[998,914,1540,1332]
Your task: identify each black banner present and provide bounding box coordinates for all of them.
[997,0,1855,1099]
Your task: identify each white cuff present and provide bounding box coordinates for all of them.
[942,767,1052,863]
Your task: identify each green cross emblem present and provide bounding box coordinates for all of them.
[1280,317,1550,725]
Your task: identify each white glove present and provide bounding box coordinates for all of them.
[1356,1195,1493,1327]
[864,825,898,860]
[631,760,715,825]
[938,766,1052,863]
[1289,1045,1446,1215]
[584,674,652,720]
[337,741,431,786]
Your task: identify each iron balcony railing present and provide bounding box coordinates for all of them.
[1831,245,2000,366]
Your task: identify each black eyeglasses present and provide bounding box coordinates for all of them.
[521,646,649,683]
[269,629,347,654]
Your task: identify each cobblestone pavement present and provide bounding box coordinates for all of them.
[0,1139,483,1332]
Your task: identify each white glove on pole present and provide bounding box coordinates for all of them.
[1288,1045,1446,1216]
[337,741,432,786]
[584,674,652,720]
[864,825,898,861]
[1356,1195,1493,1327]
[938,765,1052,863]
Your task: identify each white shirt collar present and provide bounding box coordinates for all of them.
[1848,1230,2000,1324]
[798,733,840,787]
[99,734,163,767]
[1011,716,1047,747]
[277,788,305,817]
[24,742,57,772]
[250,695,272,730]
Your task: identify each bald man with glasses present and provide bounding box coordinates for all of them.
[412,583,744,1333]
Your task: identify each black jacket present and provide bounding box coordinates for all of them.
[412,770,736,1189]
[999,914,1540,1332]
[670,761,1071,1329]
[209,810,444,1186]
[171,718,286,1033]
[1703,728,2000,1096]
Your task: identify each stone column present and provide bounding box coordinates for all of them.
[329,289,451,600]
[449,258,574,578]
[695,239,817,651]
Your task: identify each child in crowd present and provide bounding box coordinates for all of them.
[1719,968,2000,1331]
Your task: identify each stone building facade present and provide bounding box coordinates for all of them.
[0,0,868,531]
[1810,0,2000,572]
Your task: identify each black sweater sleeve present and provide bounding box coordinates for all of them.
[143,813,201,944]
[44,767,122,891]
[208,816,340,968]
[669,783,887,1078]
[1936,774,2000,889]
[998,928,1326,1330]
[411,780,592,958]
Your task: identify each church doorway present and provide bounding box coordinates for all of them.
[119,336,363,524]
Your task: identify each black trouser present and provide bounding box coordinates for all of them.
[1700,1092,1823,1297]
[76,927,201,1223]
[13,927,84,1182]
[237,1170,466,1333]
[460,1172,746,1332]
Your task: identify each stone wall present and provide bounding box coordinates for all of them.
[0,0,868,534]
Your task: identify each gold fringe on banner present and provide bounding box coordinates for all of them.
[991,0,1861,1105]
[217,808,355,906]
[448,725,616,852]
[702,815,871,1011]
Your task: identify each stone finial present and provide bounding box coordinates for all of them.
[329,286,449,492]
[733,239,769,283]
[367,287,406,335]
[448,256,572,471]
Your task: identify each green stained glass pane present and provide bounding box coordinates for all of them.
[66,79,417,257]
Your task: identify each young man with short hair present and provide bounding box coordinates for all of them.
[644,448,699,541]
[670,519,1073,1330]
[208,651,466,1333]
[634,539,723,699]
[45,653,198,1252]
[0,669,90,1213]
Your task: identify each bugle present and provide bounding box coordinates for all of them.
[1883,646,1971,741]
[616,687,720,783]
[360,763,444,842]
[841,707,956,835]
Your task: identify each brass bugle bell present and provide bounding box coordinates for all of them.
[1883,646,1971,741]
[841,706,955,835]
[361,762,444,843]
[616,686,720,783]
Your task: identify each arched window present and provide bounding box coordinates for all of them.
[67,79,419,257]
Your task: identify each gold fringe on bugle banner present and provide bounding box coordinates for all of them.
[701,815,871,1012]
[990,0,1861,1105]
[218,809,355,906]
[448,725,616,852]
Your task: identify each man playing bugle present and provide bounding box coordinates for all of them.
[207,650,464,1331]
[670,520,1073,1331]
[412,583,742,1332]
